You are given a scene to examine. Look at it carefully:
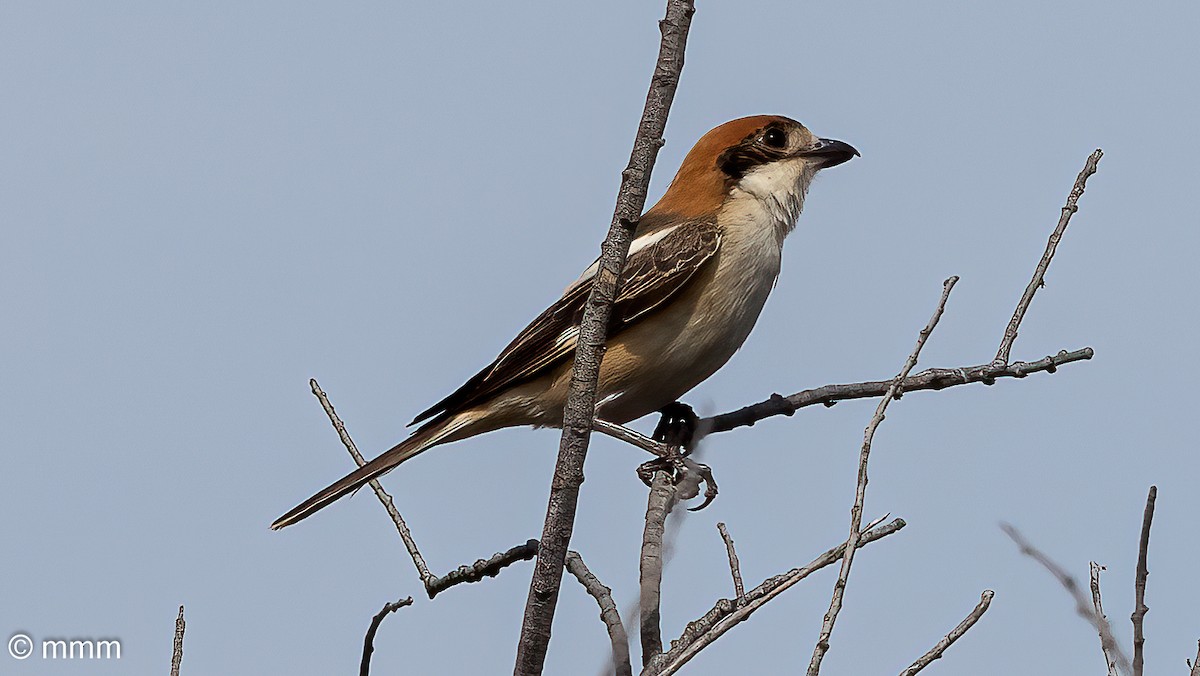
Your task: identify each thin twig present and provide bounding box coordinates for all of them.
[1189,639,1200,676]
[1132,485,1157,676]
[426,540,541,598]
[807,276,959,676]
[360,596,414,676]
[170,605,185,676]
[995,149,1103,365]
[640,471,679,665]
[1091,562,1120,676]
[716,523,744,604]
[593,419,669,457]
[311,379,538,599]
[310,379,431,584]
[565,551,633,676]
[516,2,694,671]
[898,590,995,676]
[1001,523,1131,674]
[701,349,1092,438]
[649,517,907,676]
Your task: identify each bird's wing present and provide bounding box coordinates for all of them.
[409,219,722,426]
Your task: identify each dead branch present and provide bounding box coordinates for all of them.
[640,471,679,665]
[565,551,633,676]
[1091,562,1120,676]
[807,276,958,676]
[995,149,1103,365]
[1132,485,1156,676]
[1190,640,1200,676]
[701,349,1091,437]
[898,590,994,676]
[170,605,185,676]
[360,596,414,676]
[515,1,695,670]
[716,523,745,605]
[648,517,906,676]
[311,378,538,599]
[1001,523,1131,674]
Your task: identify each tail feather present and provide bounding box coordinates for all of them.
[271,415,464,530]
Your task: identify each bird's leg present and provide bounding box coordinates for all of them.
[635,401,718,509]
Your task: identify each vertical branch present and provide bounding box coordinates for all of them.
[565,551,632,676]
[640,471,679,664]
[716,523,745,604]
[898,590,994,676]
[310,379,432,585]
[1132,485,1157,676]
[360,597,414,676]
[514,1,694,673]
[994,149,1103,365]
[170,605,185,676]
[1090,562,1119,676]
[806,277,958,676]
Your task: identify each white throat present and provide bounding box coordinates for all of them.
[725,159,818,246]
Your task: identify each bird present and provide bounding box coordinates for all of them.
[271,115,856,530]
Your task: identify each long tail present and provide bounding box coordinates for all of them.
[270,414,469,530]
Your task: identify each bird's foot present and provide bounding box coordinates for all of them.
[651,401,700,450]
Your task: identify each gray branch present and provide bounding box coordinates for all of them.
[515,1,694,671]
[1132,485,1156,676]
[639,471,679,665]
[898,590,995,676]
[311,379,537,599]
[565,551,633,676]
[170,605,185,676]
[647,517,906,676]
[1002,523,1131,674]
[994,149,1103,364]
[807,276,959,676]
[716,523,745,604]
[1091,562,1120,676]
[360,596,414,676]
[1190,640,1200,676]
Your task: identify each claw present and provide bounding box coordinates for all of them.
[686,461,718,511]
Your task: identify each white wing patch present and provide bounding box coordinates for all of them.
[562,223,682,296]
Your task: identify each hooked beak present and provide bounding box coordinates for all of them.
[797,138,859,168]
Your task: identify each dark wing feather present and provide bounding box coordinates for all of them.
[409,220,721,426]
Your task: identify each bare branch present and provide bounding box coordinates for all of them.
[701,348,1092,437]
[360,596,414,676]
[1190,640,1200,676]
[565,551,633,676]
[640,471,679,665]
[716,523,745,604]
[1132,485,1157,676]
[995,149,1103,365]
[170,605,185,676]
[593,419,669,457]
[1001,523,1131,674]
[310,379,431,584]
[807,276,959,676]
[649,518,907,676]
[1091,562,1120,676]
[516,2,694,671]
[898,590,995,676]
[426,540,541,598]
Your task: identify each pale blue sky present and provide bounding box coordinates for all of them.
[3,2,1198,674]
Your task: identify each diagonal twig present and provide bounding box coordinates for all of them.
[1091,562,1120,676]
[899,590,995,676]
[1132,485,1156,676]
[1001,523,1131,674]
[360,596,414,676]
[170,605,185,676]
[565,551,633,676]
[648,517,906,676]
[716,523,744,605]
[311,379,537,599]
[1190,640,1200,676]
[807,276,959,676]
[995,149,1103,365]
[516,2,695,670]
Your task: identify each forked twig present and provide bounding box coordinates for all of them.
[899,590,995,676]
[807,276,958,676]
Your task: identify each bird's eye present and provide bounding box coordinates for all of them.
[762,128,788,149]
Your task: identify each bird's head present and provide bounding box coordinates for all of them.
[647,115,857,236]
